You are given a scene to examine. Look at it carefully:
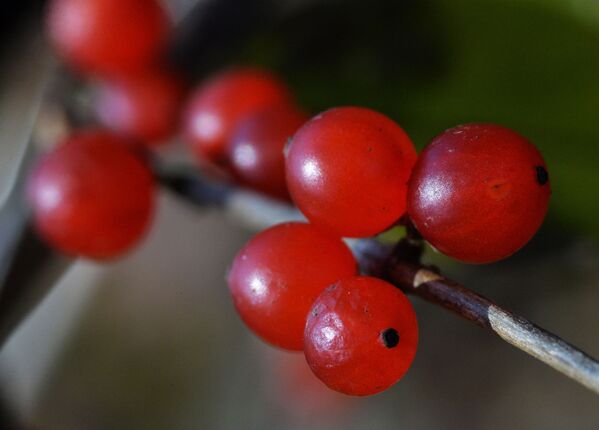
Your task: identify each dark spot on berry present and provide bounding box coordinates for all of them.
[381,328,400,348]
[535,166,548,186]
[488,180,510,200]
[367,146,373,152]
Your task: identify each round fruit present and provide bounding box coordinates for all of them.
[407,123,551,263]
[27,131,155,259]
[227,222,357,351]
[95,70,185,144]
[229,105,308,200]
[184,68,292,164]
[47,0,169,77]
[304,276,418,396]
[286,107,417,238]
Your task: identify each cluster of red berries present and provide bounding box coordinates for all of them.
[228,92,550,396]
[30,0,176,259]
[31,0,302,258]
[31,0,551,397]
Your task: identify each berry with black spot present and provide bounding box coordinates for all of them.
[408,123,550,263]
[304,276,418,396]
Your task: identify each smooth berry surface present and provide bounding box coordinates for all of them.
[28,131,155,259]
[184,69,293,164]
[95,71,184,144]
[286,107,417,238]
[47,0,169,77]
[227,222,357,351]
[229,106,308,200]
[408,123,551,263]
[304,276,418,396]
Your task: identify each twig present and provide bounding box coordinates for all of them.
[356,239,599,394]
[157,166,599,395]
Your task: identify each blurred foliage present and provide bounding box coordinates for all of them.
[239,0,599,238]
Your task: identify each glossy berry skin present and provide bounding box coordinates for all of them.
[227,222,357,351]
[184,69,293,164]
[304,276,418,396]
[95,71,185,145]
[286,107,417,238]
[27,131,155,259]
[408,123,551,264]
[47,0,169,77]
[229,106,308,200]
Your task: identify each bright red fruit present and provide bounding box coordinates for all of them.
[407,123,551,264]
[184,69,293,164]
[95,71,185,145]
[28,131,155,259]
[304,276,418,396]
[227,222,357,350]
[47,0,169,77]
[229,106,308,200]
[286,107,417,238]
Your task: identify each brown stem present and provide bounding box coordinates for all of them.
[353,239,599,394]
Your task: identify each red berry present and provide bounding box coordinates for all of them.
[286,107,417,238]
[184,69,293,165]
[47,0,169,77]
[407,123,551,263]
[227,222,357,350]
[95,71,185,145]
[229,106,308,200]
[28,131,155,259]
[304,276,418,396]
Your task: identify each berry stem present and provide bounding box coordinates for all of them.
[360,239,599,394]
[156,166,599,395]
